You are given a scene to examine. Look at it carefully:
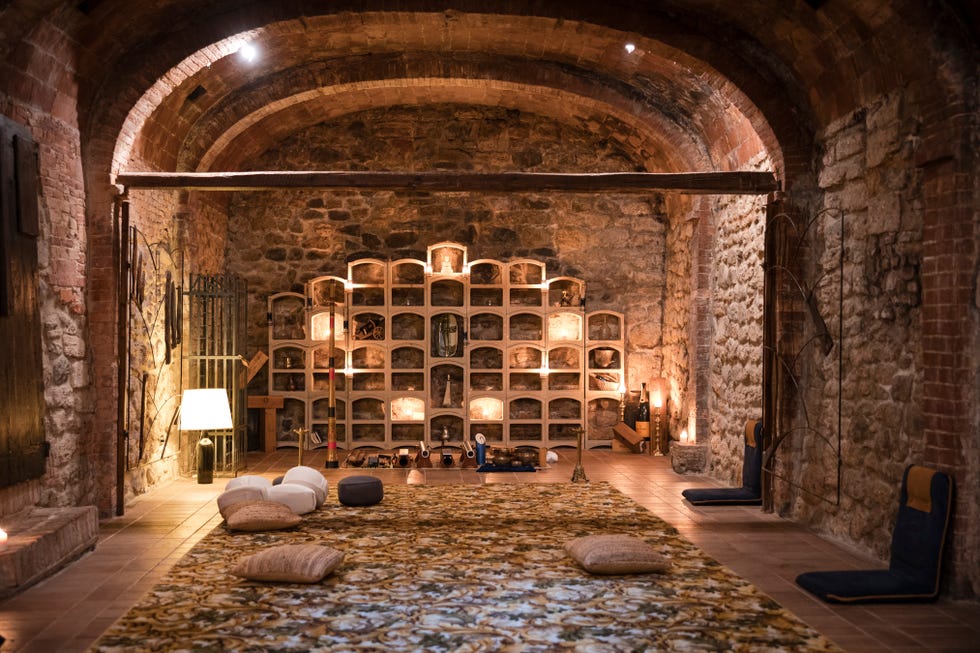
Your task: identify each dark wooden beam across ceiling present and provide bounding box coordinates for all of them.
[117,170,779,195]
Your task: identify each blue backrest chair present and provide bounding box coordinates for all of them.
[681,420,763,506]
[795,464,954,603]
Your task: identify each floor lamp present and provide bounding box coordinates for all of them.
[180,388,233,484]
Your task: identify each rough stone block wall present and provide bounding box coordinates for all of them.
[781,92,926,560]
[707,192,767,482]
[661,203,695,441]
[119,187,185,502]
[222,105,674,396]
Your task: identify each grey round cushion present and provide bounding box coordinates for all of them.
[337,475,384,506]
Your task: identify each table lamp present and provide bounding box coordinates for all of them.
[180,388,232,484]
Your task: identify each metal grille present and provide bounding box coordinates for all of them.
[184,274,248,476]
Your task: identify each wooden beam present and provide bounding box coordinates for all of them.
[117,170,778,195]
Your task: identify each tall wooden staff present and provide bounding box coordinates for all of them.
[325,301,339,468]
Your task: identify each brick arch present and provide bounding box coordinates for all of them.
[11,1,976,196]
[162,50,754,175]
[191,80,713,176]
[94,10,788,189]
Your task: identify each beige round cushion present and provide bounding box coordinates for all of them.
[268,483,318,515]
[217,485,268,520]
[225,475,273,491]
[283,466,329,507]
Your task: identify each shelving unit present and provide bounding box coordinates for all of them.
[267,242,624,451]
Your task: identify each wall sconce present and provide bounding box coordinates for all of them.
[179,388,233,484]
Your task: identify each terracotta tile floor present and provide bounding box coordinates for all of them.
[2,449,978,652]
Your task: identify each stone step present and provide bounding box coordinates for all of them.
[0,506,99,598]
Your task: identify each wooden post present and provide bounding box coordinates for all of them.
[325,302,339,468]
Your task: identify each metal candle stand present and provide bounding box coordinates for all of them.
[652,407,667,456]
[571,427,588,483]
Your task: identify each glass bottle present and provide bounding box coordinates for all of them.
[635,382,651,442]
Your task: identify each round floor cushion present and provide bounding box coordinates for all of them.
[337,475,384,506]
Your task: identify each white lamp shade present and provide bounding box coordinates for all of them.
[180,388,233,431]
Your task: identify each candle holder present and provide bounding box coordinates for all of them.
[650,377,669,456]
[292,427,310,466]
[653,411,666,456]
[571,427,588,483]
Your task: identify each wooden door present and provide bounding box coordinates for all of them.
[0,115,46,489]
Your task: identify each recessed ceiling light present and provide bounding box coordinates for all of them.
[239,43,258,62]
[624,43,636,54]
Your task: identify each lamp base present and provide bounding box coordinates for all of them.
[197,436,215,484]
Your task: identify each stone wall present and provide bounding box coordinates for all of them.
[118,188,185,501]
[781,92,928,559]
[706,193,767,482]
[223,105,675,402]
[661,200,695,441]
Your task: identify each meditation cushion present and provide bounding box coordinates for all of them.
[681,419,763,506]
[283,465,329,508]
[268,483,318,515]
[225,500,302,532]
[231,544,345,583]
[337,475,384,506]
[225,475,273,491]
[795,465,954,603]
[217,485,268,519]
[564,534,670,575]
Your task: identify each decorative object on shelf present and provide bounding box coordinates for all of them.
[434,313,460,357]
[443,374,453,407]
[179,388,233,484]
[439,253,453,274]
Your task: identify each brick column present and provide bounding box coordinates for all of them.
[916,98,977,598]
[689,198,714,456]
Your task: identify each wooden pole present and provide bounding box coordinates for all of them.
[325,302,339,468]
[761,191,783,513]
[115,197,129,516]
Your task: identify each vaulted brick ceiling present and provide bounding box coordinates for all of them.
[3,0,974,186]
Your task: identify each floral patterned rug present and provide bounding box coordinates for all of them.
[91,482,840,652]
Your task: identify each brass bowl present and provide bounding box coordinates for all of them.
[490,448,513,466]
[513,448,538,466]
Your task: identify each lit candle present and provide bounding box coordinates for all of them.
[0,527,7,545]
[652,391,663,410]
[679,429,689,444]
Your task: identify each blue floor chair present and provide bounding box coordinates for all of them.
[681,420,763,506]
[796,464,954,603]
